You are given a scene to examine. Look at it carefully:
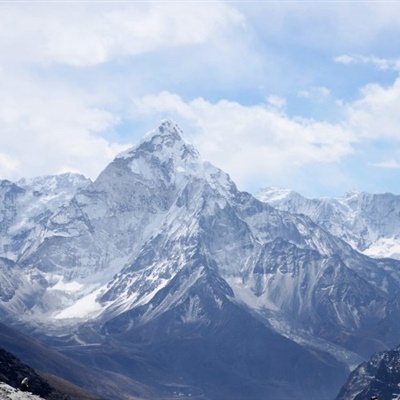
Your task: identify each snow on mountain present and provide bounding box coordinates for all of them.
[256,186,400,259]
[2,120,400,399]
[0,384,43,400]
[0,173,91,323]
[0,258,48,321]
[0,173,90,262]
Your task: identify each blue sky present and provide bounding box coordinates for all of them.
[1,1,400,197]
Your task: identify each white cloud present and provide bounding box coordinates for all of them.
[0,75,128,181]
[133,91,353,189]
[0,2,250,183]
[346,78,400,140]
[0,2,245,67]
[239,2,400,55]
[1,1,400,197]
[297,86,331,102]
[370,160,400,169]
[0,153,20,178]
[333,55,355,65]
[132,77,400,192]
[334,54,400,71]
[267,95,286,110]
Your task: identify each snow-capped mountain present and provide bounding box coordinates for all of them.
[256,187,400,259]
[2,120,400,399]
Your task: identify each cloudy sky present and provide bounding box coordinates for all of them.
[1,1,400,197]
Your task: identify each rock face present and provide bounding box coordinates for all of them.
[337,345,400,400]
[256,187,400,259]
[2,120,400,399]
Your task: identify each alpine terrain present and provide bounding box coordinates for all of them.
[256,187,400,260]
[1,120,400,399]
[337,345,400,400]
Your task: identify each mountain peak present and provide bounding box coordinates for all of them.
[255,186,304,207]
[116,119,197,161]
[158,118,180,133]
[113,120,201,184]
[141,118,184,142]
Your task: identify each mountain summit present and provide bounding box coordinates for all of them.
[2,121,400,399]
[112,120,201,185]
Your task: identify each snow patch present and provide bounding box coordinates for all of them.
[181,296,203,323]
[256,187,294,204]
[47,277,84,294]
[53,287,104,320]
[226,277,279,312]
[363,238,400,259]
[0,383,43,399]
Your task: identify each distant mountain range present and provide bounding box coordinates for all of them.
[256,186,400,259]
[1,120,400,399]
